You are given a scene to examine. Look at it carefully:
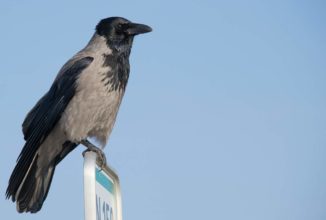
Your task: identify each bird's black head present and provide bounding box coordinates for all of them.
[96,17,152,52]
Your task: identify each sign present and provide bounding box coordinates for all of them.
[84,152,123,220]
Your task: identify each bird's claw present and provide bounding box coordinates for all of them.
[81,140,107,170]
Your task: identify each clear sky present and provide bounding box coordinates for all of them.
[0,0,325,220]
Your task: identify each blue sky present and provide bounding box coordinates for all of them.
[0,0,325,219]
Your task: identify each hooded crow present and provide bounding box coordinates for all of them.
[6,16,152,213]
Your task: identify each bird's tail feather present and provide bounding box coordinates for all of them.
[6,141,78,213]
[17,165,55,213]
[8,152,56,213]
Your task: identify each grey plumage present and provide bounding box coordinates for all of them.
[6,17,151,213]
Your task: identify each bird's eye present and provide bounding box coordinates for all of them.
[116,23,128,35]
[117,24,123,30]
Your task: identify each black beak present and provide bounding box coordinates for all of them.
[125,23,152,35]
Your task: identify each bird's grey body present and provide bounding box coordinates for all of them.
[6,17,151,213]
[61,34,125,146]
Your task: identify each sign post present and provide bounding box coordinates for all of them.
[84,151,123,220]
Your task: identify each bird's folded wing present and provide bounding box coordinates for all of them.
[19,56,94,161]
[6,56,94,201]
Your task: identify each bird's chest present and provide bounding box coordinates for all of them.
[62,58,127,145]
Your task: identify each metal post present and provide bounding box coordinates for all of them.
[83,151,123,220]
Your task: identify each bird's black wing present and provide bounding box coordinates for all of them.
[22,56,93,142]
[6,56,93,199]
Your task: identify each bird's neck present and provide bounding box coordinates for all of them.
[83,34,132,92]
[102,50,130,92]
[84,34,113,54]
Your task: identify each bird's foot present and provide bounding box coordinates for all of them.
[81,139,107,170]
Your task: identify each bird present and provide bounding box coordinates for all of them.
[6,16,152,213]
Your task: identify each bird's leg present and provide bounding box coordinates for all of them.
[81,139,107,169]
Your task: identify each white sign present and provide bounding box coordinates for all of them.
[84,152,123,220]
